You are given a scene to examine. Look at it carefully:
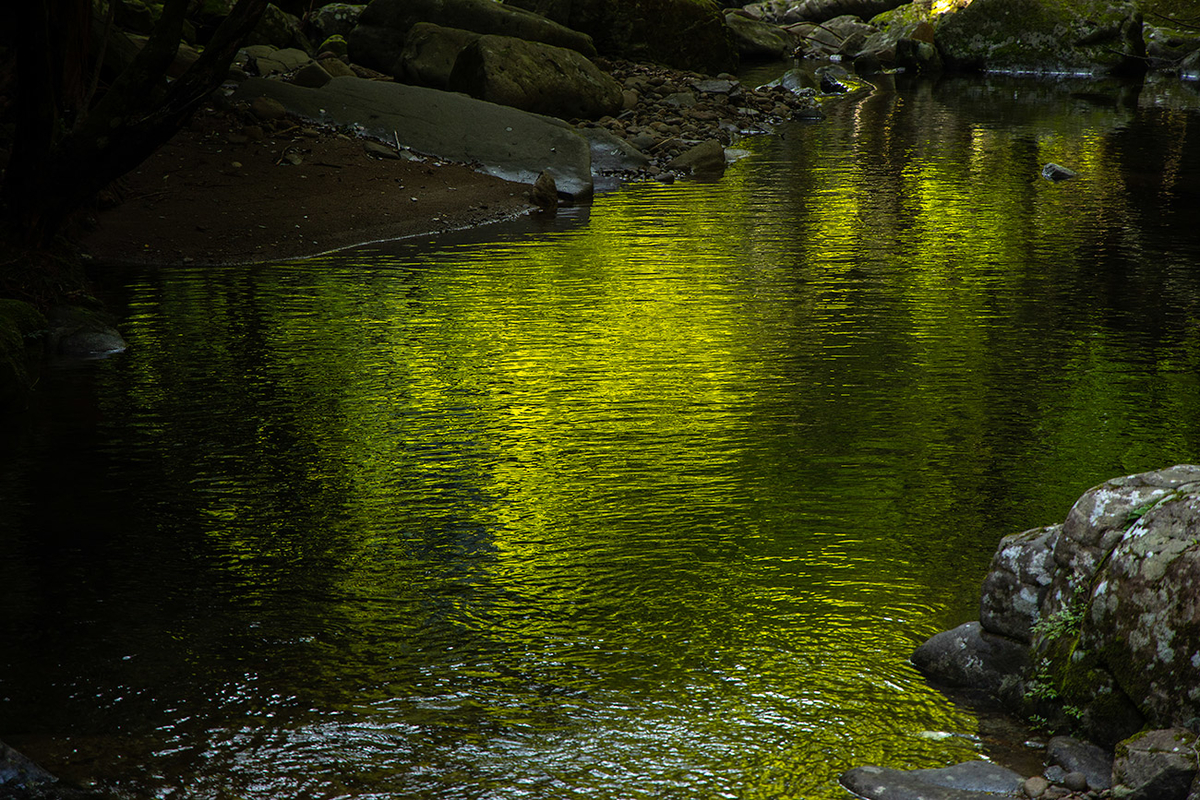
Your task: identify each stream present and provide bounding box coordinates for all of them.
[2,72,1200,800]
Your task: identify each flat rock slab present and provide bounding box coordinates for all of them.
[232,76,593,199]
[841,761,1025,800]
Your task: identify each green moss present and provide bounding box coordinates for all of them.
[0,299,48,414]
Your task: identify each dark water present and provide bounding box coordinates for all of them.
[3,74,1200,800]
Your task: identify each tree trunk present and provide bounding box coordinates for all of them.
[1,0,271,247]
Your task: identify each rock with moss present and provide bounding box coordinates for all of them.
[245,3,314,53]
[396,23,482,89]
[506,0,739,75]
[448,35,623,119]
[1112,728,1199,800]
[914,466,1200,749]
[308,2,367,43]
[0,300,48,415]
[855,2,941,73]
[724,11,796,60]
[935,0,1146,75]
[349,0,596,77]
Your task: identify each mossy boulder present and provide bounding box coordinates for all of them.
[936,0,1145,75]
[916,466,1200,748]
[0,299,48,414]
[396,22,481,89]
[350,0,596,76]
[448,34,623,119]
[507,0,739,75]
[724,11,796,60]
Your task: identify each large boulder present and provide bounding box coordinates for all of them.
[785,0,906,22]
[507,0,739,75]
[724,12,796,60]
[348,0,596,75]
[915,465,1200,748]
[448,35,623,119]
[231,75,595,199]
[841,761,1026,800]
[396,22,481,89]
[935,0,1146,75]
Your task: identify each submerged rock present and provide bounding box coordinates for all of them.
[841,760,1025,800]
[1042,163,1079,181]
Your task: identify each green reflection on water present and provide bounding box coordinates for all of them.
[2,78,1200,800]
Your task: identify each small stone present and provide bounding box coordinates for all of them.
[1064,771,1088,792]
[529,170,558,214]
[1025,775,1050,798]
[363,141,400,160]
[250,96,286,122]
[1041,162,1078,181]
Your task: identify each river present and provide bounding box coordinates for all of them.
[2,72,1199,800]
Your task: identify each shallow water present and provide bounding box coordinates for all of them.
[2,74,1200,800]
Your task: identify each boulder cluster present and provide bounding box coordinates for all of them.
[888,465,1200,800]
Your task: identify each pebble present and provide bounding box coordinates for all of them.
[1064,772,1088,792]
[1024,776,1050,798]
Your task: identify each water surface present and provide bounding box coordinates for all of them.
[2,74,1200,800]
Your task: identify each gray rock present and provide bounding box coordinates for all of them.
[1047,736,1112,790]
[792,14,878,58]
[1024,775,1050,797]
[840,761,1025,800]
[692,78,740,95]
[910,621,1029,699]
[979,525,1060,643]
[396,22,481,89]
[724,12,796,60]
[231,76,594,199]
[1112,728,1199,800]
[0,738,57,790]
[1063,771,1089,792]
[1080,482,1200,727]
[47,306,126,359]
[349,0,596,76]
[448,35,623,120]
[1041,163,1078,181]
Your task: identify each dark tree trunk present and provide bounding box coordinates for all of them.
[1,0,270,246]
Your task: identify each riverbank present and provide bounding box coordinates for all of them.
[75,103,538,267]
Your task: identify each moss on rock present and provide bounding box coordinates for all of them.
[935,0,1142,74]
[0,299,48,414]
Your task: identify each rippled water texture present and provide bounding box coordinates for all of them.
[3,76,1200,799]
